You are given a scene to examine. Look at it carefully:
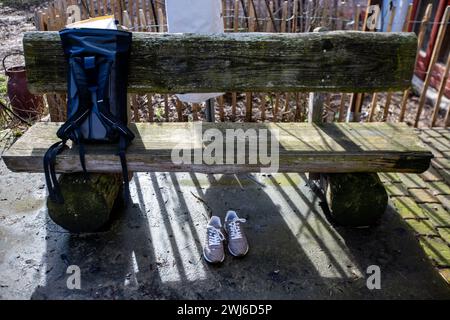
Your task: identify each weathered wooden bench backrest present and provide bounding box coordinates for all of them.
[23,31,417,94]
[5,30,431,177]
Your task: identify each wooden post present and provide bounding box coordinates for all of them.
[176,99,183,121]
[280,1,288,33]
[193,103,199,121]
[164,94,170,122]
[414,5,450,127]
[127,0,134,28]
[308,90,324,124]
[140,0,148,29]
[382,92,392,121]
[338,93,346,122]
[37,11,45,30]
[431,53,450,127]
[402,3,413,32]
[282,93,290,121]
[97,0,103,15]
[116,0,123,24]
[111,0,116,18]
[234,0,239,31]
[89,0,95,17]
[103,0,108,15]
[294,92,301,121]
[265,0,274,32]
[122,10,132,29]
[146,0,156,32]
[261,94,267,121]
[248,0,256,32]
[264,0,277,32]
[147,94,154,122]
[218,96,225,122]
[368,93,377,122]
[245,92,252,122]
[354,5,361,30]
[274,93,280,121]
[231,92,237,121]
[292,0,298,33]
[445,101,450,128]
[132,94,139,122]
[157,7,164,32]
[139,8,147,32]
[305,0,312,32]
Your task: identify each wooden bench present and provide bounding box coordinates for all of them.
[2,30,432,231]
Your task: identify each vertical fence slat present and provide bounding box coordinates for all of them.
[368,93,377,122]
[176,99,183,122]
[261,94,267,121]
[193,103,199,121]
[164,94,170,122]
[88,0,95,17]
[414,5,450,127]
[146,94,154,122]
[294,92,301,121]
[338,93,346,122]
[231,93,237,121]
[274,93,280,122]
[292,0,298,33]
[218,96,225,122]
[399,3,432,123]
[157,6,164,32]
[431,53,450,127]
[280,1,288,32]
[381,5,396,122]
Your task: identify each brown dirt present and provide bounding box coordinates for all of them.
[0,3,44,71]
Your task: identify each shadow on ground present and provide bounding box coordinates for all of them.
[15,171,446,299]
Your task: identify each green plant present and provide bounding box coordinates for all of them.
[0,74,6,97]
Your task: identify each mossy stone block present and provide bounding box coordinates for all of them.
[325,173,388,227]
[47,173,122,232]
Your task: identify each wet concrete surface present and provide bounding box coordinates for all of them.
[0,160,449,299]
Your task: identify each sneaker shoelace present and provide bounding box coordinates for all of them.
[227,218,247,240]
[207,225,225,246]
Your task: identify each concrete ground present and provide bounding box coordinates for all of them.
[0,158,449,299]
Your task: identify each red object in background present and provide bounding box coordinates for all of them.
[413,0,450,98]
[429,61,450,98]
[3,53,44,119]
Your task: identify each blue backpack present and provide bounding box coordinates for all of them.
[44,28,134,204]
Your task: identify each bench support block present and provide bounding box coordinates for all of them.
[47,173,122,232]
[322,173,388,227]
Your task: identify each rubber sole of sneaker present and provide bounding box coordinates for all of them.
[203,250,225,264]
[227,244,249,257]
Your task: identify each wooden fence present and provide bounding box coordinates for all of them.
[33,0,450,128]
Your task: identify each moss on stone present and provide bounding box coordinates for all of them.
[47,173,121,232]
[325,173,388,227]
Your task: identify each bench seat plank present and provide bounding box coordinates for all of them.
[2,122,432,174]
[24,31,417,94]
